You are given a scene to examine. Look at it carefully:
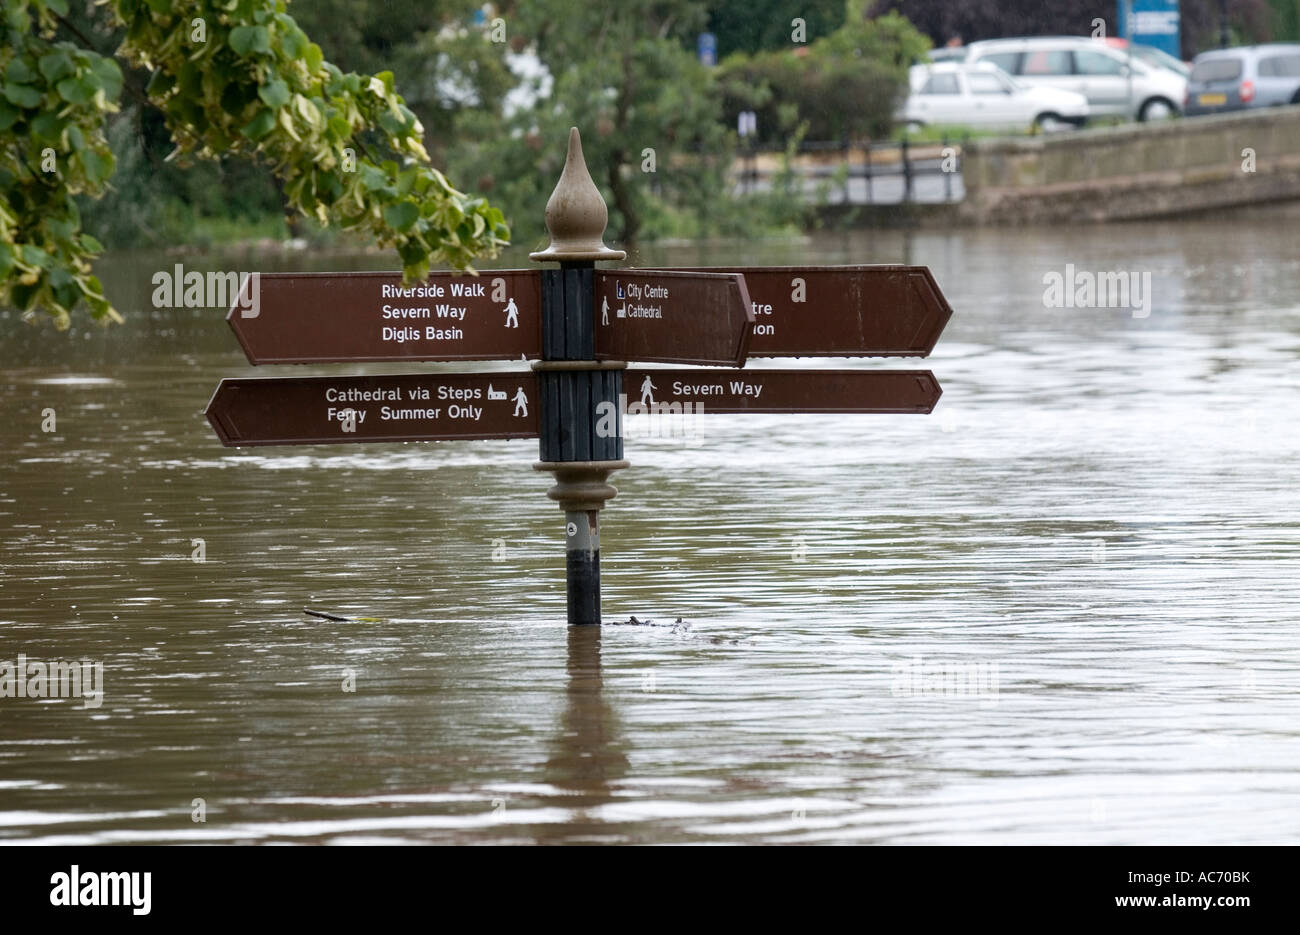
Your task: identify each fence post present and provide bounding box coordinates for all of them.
[901,136,913,202]
[865,143,873,204]
[943,134,951,203]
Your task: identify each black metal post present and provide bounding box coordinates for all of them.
[865,144,873,204]
[537,266,623,626]
[901,136,913,203]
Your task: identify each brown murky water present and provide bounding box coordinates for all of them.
[2,207,1299,843]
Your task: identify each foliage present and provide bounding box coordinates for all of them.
[1270,0,1300,40]
[447,0,736,247]
[707,0,847,59]
[285,0,517,150]
[718,9,929,145]
[1,0,124,325]
[1,0,507,328]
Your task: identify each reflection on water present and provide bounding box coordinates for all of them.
[2,205,1300,843]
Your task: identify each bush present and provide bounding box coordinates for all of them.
[719,10,930,145]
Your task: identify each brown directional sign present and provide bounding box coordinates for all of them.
[205,373,539,447]
[642,266,951,358]
[622,369,941,413]
[227,270,542,364]
[593,270,755,367]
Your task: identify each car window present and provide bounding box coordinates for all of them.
[1020,49,1073,76]
[1190,58,1243,82]
[980,51,1022,74]
[1133,45,1191,76]
[920,73,961,95]
[1258,54,1300,78]
[967,72,1008,95]
[1074,49,1126,76]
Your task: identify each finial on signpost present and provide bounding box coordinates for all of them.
[529,128,627,263]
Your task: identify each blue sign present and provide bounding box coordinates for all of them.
[1117,0,1181,59]
[697,32,717,67]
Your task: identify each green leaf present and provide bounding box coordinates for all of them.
[304,43,323,72]
[21,244,50,268]
[281,28,307,60]
[79,234,104,254]
[229,25,271,57]
[79,148,112,185]
[378,111,409,136]
[89,57,123,101]
[38,51,75,83]
[241,108,276,140]
[2,83,43,108]
[0,101,17,131]
[383,201,419,231]
[326,115,350,140]
[55,76,94,105]
[6,58,36,84]
[258,78,290,110]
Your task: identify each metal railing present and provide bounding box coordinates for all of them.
[735,136,969,205]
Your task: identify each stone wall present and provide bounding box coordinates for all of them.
[960,106,1300,224]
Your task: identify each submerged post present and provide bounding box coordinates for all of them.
[531,128,628,626]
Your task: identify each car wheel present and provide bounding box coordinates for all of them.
[1139,97,1177,121]
[1032,113,1069,134]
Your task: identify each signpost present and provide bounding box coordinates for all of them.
[227,269,542,364]
[623,369,942,414]
[594,270,754,366]
[206,373,538,446]
[650,266,951,358]
[204,127,954,627]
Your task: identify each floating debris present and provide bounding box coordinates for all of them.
[302,608,385,623]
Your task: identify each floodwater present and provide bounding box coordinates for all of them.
[2,206,1299,844]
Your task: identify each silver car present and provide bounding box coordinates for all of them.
[964,36,1186,121]
[1184,44,1300,116]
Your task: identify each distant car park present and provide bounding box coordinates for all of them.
[1184,44,1300,116]
[901,62,1090,133]
[1102,37,1191,78]
[961,36,1187,121]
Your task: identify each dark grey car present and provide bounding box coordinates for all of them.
[1185,44,1300,116]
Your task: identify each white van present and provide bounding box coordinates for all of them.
[963,36,1186,121]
